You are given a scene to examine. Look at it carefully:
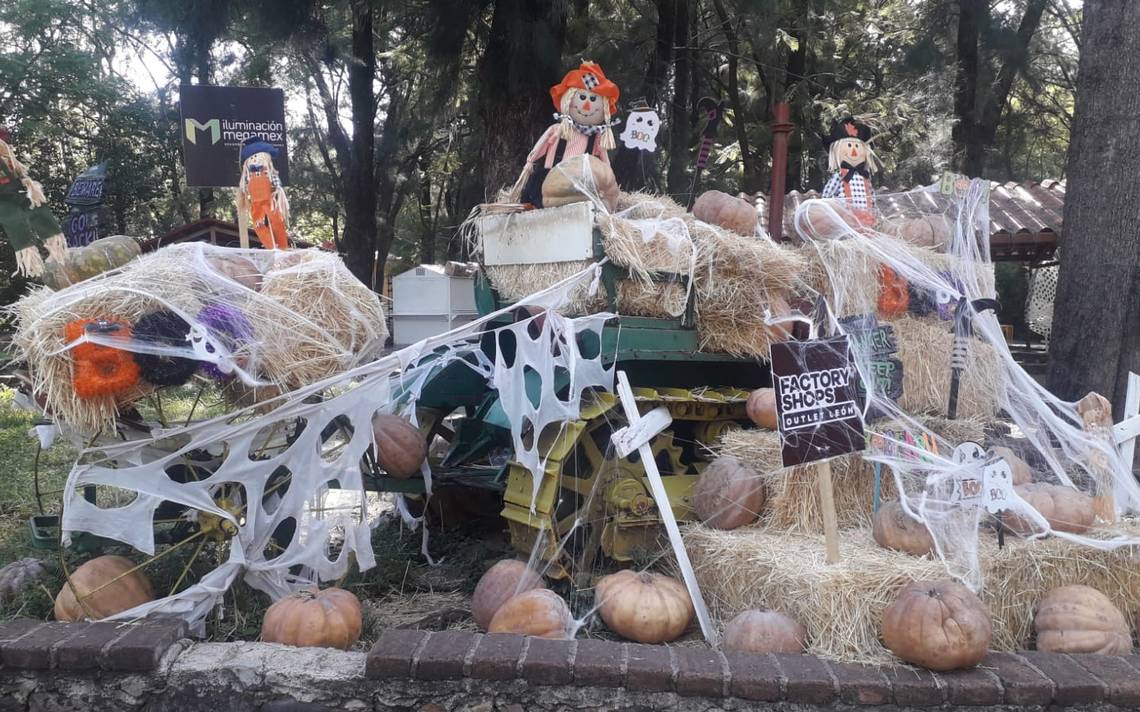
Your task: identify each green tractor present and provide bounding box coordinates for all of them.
[385,202,769,579]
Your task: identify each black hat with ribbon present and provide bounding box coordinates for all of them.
[823,116,872,148]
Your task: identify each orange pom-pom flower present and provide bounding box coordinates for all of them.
[64,319,140,399]
[878,266,910,317]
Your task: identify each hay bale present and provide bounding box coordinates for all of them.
[484,262,605,316]
[802,240,996,320]
[616,280,687,318]
[12,249,203,432]
[249,252,387,391]
[685,521,1140,664]
[894,316,1002,420]
[715,416,987,535]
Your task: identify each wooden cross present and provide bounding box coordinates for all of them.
[1112,372,1140,475]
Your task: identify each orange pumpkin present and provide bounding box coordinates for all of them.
[722,609,806,654]
[881,580,991,671]
[54,555,154,622]
[542,155,619,212]
[206,254,263,292]
[746,388,778,430]
[1003,483,1095,535]
[1034,585,1131,655]
[488,588,573,639]
[371,414,428,478]
[261,587,363,650]
[878,266,909,317]
[472,560,545,631]
[691,456,765,530]
[595,570,693,643]
[693,190,759,236]
[872,500,935,556]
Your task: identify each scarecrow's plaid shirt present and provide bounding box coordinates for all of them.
[821,169,874,211]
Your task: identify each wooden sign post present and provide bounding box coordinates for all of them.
[771,336,866,564]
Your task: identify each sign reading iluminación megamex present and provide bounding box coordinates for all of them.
[179,85,289,187]
[771,336,866,468]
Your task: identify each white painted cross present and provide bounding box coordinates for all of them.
[610,370,717,645]
[1113,372,1140,472]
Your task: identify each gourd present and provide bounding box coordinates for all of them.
[797,200,861,243]
[721,609,806,654]
[487,588,573,639]
[692,190,759,236]
[594,570,693,644]
[206,253,263,292]
[887,215,951,250]
[1034,585,1131,655]
[472,560,545,631]
[746,388,778,430]
[691,456,765,530]
[881,580,991,671]
[872,500,935,556]
[260,587,363,650]
[541,155,619,212]
[1003,483,1095,535]
[54,555,154,622]
[42,235,141,290]
[371,414,429,478]
[990,446,1033,486]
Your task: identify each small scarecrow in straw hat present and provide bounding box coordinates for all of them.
[515,61,621,208]
[237,136,289,250]
[821,116,881,225]
[0,128,67,277]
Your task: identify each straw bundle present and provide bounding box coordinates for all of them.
[12,250,202,432]
[802,240,996,320]
[616,280,687,318]
[685,521,1140,664]
[893,316,1002,420]
[249,252,387,391]
[714,416,987,534]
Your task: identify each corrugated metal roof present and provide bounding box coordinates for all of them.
[754,180,1063,261]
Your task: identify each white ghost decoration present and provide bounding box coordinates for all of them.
[620,109,661,152]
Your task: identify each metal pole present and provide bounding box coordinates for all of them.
[768,102,795,241]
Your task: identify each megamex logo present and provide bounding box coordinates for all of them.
[184,118,221,145]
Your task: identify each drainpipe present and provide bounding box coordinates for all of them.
[768,102,795,242]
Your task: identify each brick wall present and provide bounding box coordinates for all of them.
[2,617,1140,711]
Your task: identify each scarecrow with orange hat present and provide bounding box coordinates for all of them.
[821,116,880,226]
[0,128,67,277]
[514,61,621,208]
[236,136,290,250]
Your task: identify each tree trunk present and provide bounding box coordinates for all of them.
[476,0,567,200]
[340,0,377,288]
[418,153,436,264]
[711,0,760,194]
[611,0,676,191]
[952,0,984,175]
[195,36,215,219]
[666,0,692,199]
[1047,0,1140,417]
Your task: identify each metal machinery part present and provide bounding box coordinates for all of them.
[500,386,749,581]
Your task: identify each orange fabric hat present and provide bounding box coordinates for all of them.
[550,62,620,113]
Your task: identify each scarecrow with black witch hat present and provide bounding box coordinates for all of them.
[821,116,881,226]
[0,127,67,277]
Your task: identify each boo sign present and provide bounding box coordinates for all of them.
[771,336,866,468]
[180,85,288,188]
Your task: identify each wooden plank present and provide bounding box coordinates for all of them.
[816,459,841,564]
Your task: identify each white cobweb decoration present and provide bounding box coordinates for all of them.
[54,262,615,632]
[793,181,1140,591]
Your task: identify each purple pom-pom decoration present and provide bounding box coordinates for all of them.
[197,304,253,381]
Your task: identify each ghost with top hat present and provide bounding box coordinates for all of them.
[236,135,290,250]
[820,116,881,220]
[0,127,68,278]
[511,61,621,209]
